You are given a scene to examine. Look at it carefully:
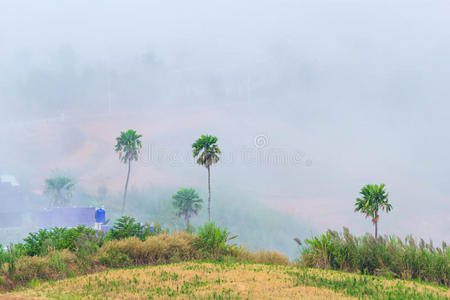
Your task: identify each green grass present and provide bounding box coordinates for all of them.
[290,267,449,300]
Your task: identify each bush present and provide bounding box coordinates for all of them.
[98,232,198,266]
[193,222,237,259]
[0,244,25,277]
[22,226,99,256]
[297,228,450,286]
[12,250,76,284]
[98,247,132,268]
[75,235,101,273]
[106,216,156,241]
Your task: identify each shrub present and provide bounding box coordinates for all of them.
[75,236,101,273]
[13,255,49,284]
[22,226,99,256]
[98,247,132,268]
[0,244,25,277]
[106,216,154,241]
[193,222,237,259]
[97,232,198,266]
[297,228,450,286]
[12,250,76,284]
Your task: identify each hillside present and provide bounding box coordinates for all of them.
[3,262,449,300]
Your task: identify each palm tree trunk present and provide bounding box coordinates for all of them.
[186,217,190,231]
[207,166,211,222]
[121,160,131,216]
[374,210,379,239]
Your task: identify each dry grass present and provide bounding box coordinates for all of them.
[97,233,199,267]
[4,262,449,300]
[12,250,77,285]
[234,247,289,265]
[7,262,351,300]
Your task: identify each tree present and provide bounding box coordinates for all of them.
[354,184,392,238]
[172,188,203,230]
[192,135,221,222]
[44,176,74,208]
[114,129,142,215]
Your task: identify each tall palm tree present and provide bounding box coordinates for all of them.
[192,134,221,222]
[115,129,142,215]
[44,176,74,208]
[172,188,203,230]
[354,183,392,238]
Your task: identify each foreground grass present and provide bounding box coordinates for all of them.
[2,262,449,300]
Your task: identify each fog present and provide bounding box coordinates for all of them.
[1,0,449,254]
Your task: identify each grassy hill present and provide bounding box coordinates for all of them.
[3,262,449,300]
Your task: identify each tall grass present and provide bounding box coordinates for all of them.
[12,250,76,284]
[232,246,289,265]
[97,232,199,267]
[193,222,237,259]
[298,228,450,286]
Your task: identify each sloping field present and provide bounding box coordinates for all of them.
[2,262,449,300]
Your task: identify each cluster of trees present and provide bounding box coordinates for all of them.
[44,128,393,238]
[113,130,220,226]
[45,130,221,229]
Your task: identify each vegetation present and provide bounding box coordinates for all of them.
[98,233,198,267]
[192,134,221,222]
[1,220,448,299]
[8,262,450,300]
[1,129,447,298]
[171,188,203,231]
[114,129,143,215]
[0,219,287,292]
[106,216,156,241]
[44,176,75,208]
[354,183,392,238]
[21,226,100,256]
[194,222,237,259]
[106,186,307,258]
[297,228,449,286]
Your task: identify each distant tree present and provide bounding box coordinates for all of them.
[44,176,75,208]
[172,188,203,230]
[115,129,142,215]
[354,184,392,238]
[92,184,108,207]
[192,135,221,222]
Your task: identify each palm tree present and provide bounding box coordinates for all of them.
[44,176,74,208]
[172,188,203,230]
[192,134,221,222]
[115,129,142,215]
[354,183,392,238]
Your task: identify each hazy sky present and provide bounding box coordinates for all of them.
[1,0,449,242]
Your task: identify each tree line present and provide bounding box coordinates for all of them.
[44,128,392,238]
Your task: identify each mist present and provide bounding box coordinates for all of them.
[1,0,449,255]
